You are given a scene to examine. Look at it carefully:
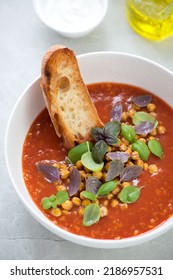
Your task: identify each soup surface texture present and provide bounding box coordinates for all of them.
[22,83,173,239]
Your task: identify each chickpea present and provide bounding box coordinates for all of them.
[147,103,156,112]
[126,161,134,166]
[79,182,85,192]
[61,200,73,210]
[119,203,128,210]
[132,104,140,111]
[131,151,139,160]
[150,128,157,136]
[76,160,83,170]
[121,137,129,146]
[149,164,158,174]
[79,170,86,181]
[128,108,136,117]
[103,199,109,206]
[107,193,114,200]
[143,162,149,171]
[121,182,130,188]
[111,199,119,208]
[148,136,156,140]
[121,112,128,121]
[100,206,108,217]
[120,143,127,151]
[125,148,132,155]
[56,184,66,191]
[102,172,107,182]
[72,197,81,206]
[92,171,103,179]
[157,125,166,135]
[62,210,69,215]
[138,137,146,143]
[82,199,91,207]
[50,208,62,217]
[80,191,85,200]
[107,146,112,152]
[136,159,144,168]
[112,186,121,195]
[60,168,69,179]
[78,207,84,216]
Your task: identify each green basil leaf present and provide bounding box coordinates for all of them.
[132,140,150,161]
[132,111,158,128]
[49,194,57,202]
[148,139,163,159]
[106,159,124,181]
[51,200,58,209]
[56,190,68,205]
[82,191,97,201]
[121,124,136,143]
[97,180,118,196]
[81,143,104,173]
[68,141,94,164]
[41,198,52,210]
[92,140,108,163]
[119,186,141,203]
[83,204,100,226]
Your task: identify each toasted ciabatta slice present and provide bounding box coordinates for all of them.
[40,45,103,149]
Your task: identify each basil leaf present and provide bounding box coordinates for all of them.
[68,167,81,196]
[41,197,52,210]
[106,151,130,163]
[82,191,97,201]
[81,151,104,172]
[119,186,141,203]
[110,103,123,122]
[132,95,152,107]
[133,111,158,128]
[148,139,163,159]
[92,140,108,163]
[104,121,121,137]
[56,190,68,205]
[36,162,60,183]
[83,204,100,226]
[85,176,102,194]
[68,142,94,164]
[106,159,124,181]
[120,165,142,182]
[49,194,56,202]
[97,180,118,196]
[132,140,150,161]
[91,127,104,142]
[135,121,155,135]
[121,124,136,143]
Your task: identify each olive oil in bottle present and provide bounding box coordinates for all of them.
[126,0,173,40]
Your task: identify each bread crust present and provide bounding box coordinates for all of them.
[40,45,103,149]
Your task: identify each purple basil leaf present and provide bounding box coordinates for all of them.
[110,103,123,122]
[106,159,124,181]
[107,151,130,163]
[68,167,81,196]
[132,95,152,107]
[36,162,60,183]
[135,121,155,135]
[91,127,104,141]
[120,165,142,182]
[85,176,102,194]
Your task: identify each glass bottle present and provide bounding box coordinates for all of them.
[126,0,173,40]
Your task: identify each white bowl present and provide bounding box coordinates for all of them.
[33,0,108,38]
[5,52,173,248]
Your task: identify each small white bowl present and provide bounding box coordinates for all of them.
[33,0,108,38]
[5,52,173,248]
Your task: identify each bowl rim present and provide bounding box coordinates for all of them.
[33,0,108,36]
[5,51,173,248]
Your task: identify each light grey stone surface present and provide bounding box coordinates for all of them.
[1,0,173,260]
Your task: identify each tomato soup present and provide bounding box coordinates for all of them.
[22,83,173,239]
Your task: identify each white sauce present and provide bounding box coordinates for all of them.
[43,0,103,32]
